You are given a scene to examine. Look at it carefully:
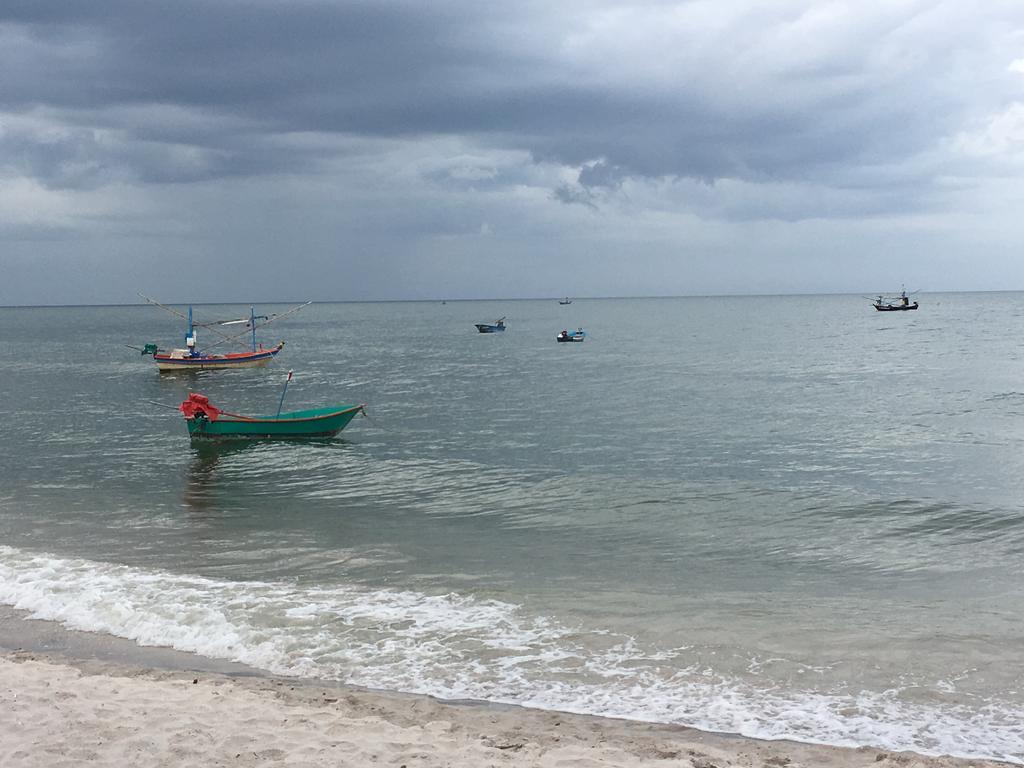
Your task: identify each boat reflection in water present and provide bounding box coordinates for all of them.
[181,441,259,515]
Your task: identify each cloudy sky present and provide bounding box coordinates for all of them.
[2,0,1023,304]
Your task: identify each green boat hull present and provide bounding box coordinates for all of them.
[186,404,363,441]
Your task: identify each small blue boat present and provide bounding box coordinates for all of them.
[475,318,506,333]
[556,329,586,342]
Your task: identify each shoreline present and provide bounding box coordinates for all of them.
[0,607,1013,767]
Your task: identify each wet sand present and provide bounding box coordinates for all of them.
[0,608,1011,767]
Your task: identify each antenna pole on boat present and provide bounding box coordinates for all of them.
[251,306,257,352]
[276,370,294,417]
[186,306,197,356]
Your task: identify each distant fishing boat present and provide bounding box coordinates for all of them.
[179,392,364,441]
[871,289,919,312]
[137,295,309,372]
[475,317,506,333]
[556,328,586,342]
[559,297,572,305]
[874,300,918,312]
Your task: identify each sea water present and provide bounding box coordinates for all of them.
[0,295,1022,762]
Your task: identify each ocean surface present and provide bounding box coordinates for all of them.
[1,295,1022,762]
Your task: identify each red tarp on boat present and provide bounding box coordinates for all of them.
[179,393,221,421]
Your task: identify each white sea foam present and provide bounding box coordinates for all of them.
[0,544,1021,763]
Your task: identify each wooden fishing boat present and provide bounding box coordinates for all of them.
[475,317,506,333]
[556,329,586,342]
[154,343,285,371]
[137,297,309,373]
[874,301,918,311]
[180,393,364,441]
[559,297,572,305]
[870,289,919,312]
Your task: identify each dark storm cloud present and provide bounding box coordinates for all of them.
[4,0,1014,199]
[553,182,599,210]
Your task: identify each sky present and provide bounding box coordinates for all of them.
[2,0,1024,305]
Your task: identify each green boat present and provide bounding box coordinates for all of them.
[180,393,364,441]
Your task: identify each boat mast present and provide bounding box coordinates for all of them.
[186,306,197,357]
[250,306,257,352]
[276,370,293,417]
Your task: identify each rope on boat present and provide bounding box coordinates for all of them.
[142,399,182,412]
[200,301,312,352]
[357,406,395,432]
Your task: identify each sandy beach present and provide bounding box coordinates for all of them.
[0,640,1012,768]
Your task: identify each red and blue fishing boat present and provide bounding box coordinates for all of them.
[137,296,309,372]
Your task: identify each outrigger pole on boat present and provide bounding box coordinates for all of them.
[200,301,312,353]
[139,294,254,352]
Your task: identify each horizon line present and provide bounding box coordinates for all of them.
[0,288,1012,309]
